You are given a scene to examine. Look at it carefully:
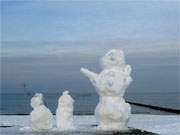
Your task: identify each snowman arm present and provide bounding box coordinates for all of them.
[124,76,133,87]
[124,65,132,74]
[124,65,133,85]
[80,67,98,84]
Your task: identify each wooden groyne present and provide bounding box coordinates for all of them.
[128,101,180,114]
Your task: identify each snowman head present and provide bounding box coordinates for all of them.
[58,91,74,108]
[30,93,44,109]
[101,49,126,69]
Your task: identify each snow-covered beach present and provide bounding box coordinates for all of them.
[1,114,180,135]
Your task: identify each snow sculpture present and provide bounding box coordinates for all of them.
[80,49,132,130]
[56,91,75,130]
[30,93,53,131]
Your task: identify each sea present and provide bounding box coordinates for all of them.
[1,41,179,115]
[0,92,179,115]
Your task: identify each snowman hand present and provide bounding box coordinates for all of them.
[80,68,89,76]
[80,67,98,83]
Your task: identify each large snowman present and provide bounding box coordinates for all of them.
[80,49,132,130]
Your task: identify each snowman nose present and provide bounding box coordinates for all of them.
[107,79,113,86]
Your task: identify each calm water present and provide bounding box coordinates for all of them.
[0,92,179,115]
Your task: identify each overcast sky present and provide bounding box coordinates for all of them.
[1,1,179,93]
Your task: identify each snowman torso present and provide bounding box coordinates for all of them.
[30,105,53,131]
[97,67,127,96]
[56,104,74,129]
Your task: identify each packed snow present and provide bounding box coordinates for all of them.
[56,91,75,130]
[1,114,179,135]
[30,93,53,131]
[80,49,132,130]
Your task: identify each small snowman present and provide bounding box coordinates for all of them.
[56,91,75,130]
[30,93,53,131]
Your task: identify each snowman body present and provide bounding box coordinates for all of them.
[95,67,131,130]
[56,91,75,130]
[81,49,132,130]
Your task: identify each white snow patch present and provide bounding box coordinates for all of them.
[0,114,180,135]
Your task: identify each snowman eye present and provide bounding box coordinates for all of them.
[110,57,115,61]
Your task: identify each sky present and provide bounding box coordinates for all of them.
[1,0,179,94]
[2,0,179,42]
